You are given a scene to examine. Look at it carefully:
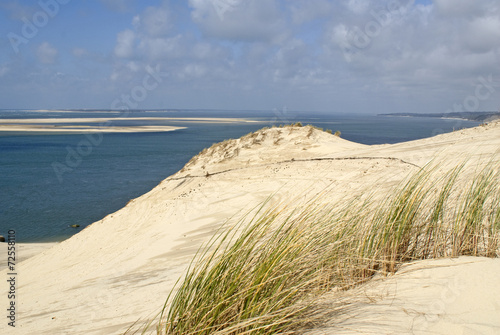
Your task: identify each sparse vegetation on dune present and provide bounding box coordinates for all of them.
[180,124,342,172]
[134,158,499,335]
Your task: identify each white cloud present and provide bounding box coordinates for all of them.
[114,29,136,58]
[328,23,350,49]
[179,64,207,80]
[463,16,500,53]
[346,0,370,14]
[36,42,58,64]
[110,2,234,83]
[0,65,9,77]
[271,39,310,79]
[132,6,173,37]
[137,35,185,61]
[7,1,499,113]
[102,0,500,112]
[112,3,185,64]
[434,0,495,18]
[72,48,88,58]
[289,0,335,24]
[188,0,288,42]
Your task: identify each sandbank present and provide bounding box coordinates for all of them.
[0,116,259,124]
[0,125,186,133]
[0,117,261,133]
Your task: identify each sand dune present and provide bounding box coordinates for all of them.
[306,256,500,335]
[0,243,55,269]
[1,122,499,334]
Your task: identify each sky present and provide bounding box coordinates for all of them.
[0,0,499,114]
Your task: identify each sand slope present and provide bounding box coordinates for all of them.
[306,256,500,335]
[1,122,500,334]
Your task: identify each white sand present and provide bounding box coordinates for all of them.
[1,121,499,334]
[0,116,261,133]
[306,257,500,334]
[0,243,56,269]
[0,117,259,124]
[0,125,186,133]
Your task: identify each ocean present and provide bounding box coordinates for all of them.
[0,110,480,242]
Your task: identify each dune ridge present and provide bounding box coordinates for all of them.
[1,122,499,334]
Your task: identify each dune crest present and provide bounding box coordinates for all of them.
[178,125,366,176]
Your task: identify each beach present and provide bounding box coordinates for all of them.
[0,243,56,269]
[1,121,499,334]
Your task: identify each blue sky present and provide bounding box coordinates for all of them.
[0,0,499,114]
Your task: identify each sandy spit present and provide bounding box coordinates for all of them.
[0,125,186,133]
[0,117,260,124]
[0,116,261,133]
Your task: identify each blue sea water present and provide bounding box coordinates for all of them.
[0,110,480,242]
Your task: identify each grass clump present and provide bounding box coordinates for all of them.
[159,201,345,334]
[134,159,500,335]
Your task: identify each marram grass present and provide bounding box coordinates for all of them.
[129,160,500,335]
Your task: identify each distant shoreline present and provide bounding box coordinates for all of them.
[379,111,500,123]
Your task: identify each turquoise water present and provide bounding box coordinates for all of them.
[0,110,479,242]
